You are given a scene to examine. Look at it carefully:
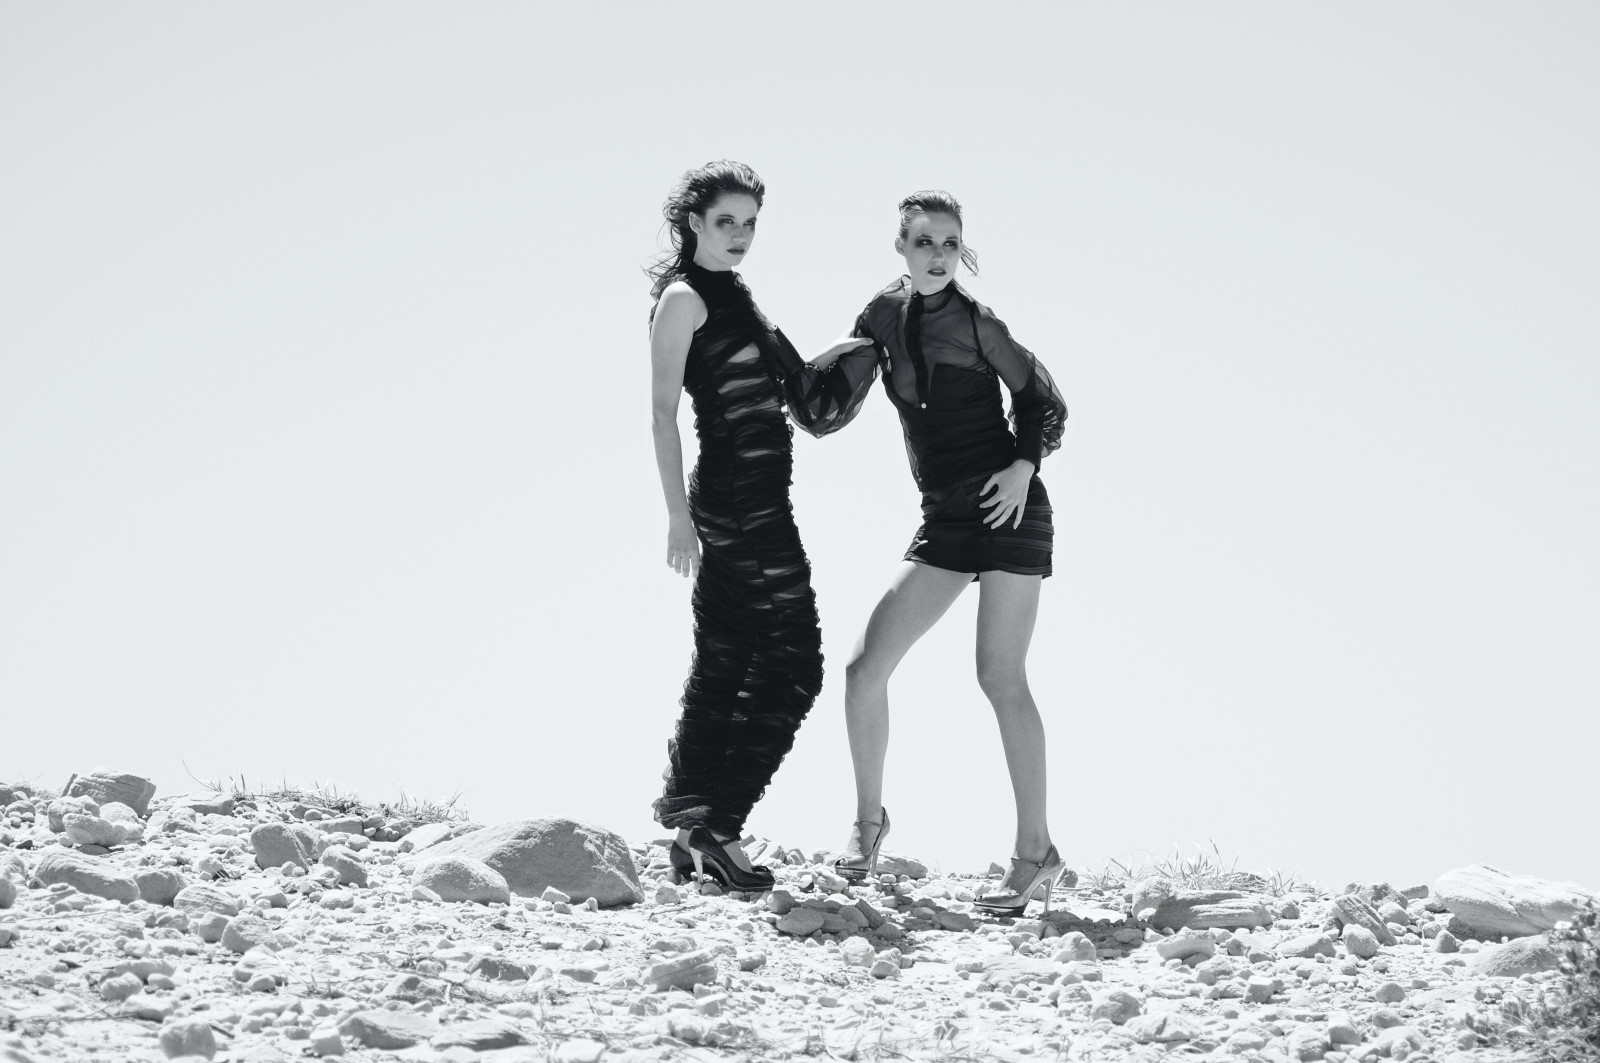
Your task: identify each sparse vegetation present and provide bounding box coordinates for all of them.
[1080,840,1313,895]
[182,765,470,826]
[1499,902,1600,1062]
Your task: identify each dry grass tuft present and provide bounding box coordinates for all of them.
[183,765,470,826]
[1082,840,1314,896]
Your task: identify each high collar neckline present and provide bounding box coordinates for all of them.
[686,260,738,285]
[909,280,958,309]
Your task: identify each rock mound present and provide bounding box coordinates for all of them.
[64,770,157,817]
[403,817,642,907]
[1435,864,1597,938]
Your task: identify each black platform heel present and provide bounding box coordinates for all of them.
[681,827,775,892]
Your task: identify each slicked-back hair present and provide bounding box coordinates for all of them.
[897,190,979,275]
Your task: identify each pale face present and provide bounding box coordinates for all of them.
[896,212,963,295]
[689,192,759,271]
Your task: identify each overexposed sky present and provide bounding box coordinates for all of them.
[3,3,1597,893]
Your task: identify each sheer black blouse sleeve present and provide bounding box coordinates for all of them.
[768,318,881,438]
[971,301,1067,469]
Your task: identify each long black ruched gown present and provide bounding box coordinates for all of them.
[652,261,823,837]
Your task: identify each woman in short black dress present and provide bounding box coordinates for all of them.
[777,191,1070,913]
[647,161,868,891]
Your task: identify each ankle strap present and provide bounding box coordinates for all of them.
[1009,845,1059,872]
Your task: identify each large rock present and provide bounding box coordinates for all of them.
[413,856,510,905]
[1123,1013,1202,1044]
[466,955,536,982]
[1471,936,1564,977]
[645,948,719,991]
[398,821,482,854]
[134,869,189,907]
[1090,987,1145,1024]
[1342,924,1380,958]
[65,770,156,817]
[0,877,16,910]
[222,912,282,954]
[1155,931,1218,963]
[404,817,643,907]
[319,846,367,887]
[1326,893,1398,946]
[250,822,322,870]
[174,883,240,917]
[181,795,235,816]
[1278,932,1337,959]
[62,814,133,848]
[1435,865,1598,938]
[1134,883,1274,931]
[47,795,100,833]
[32,850,139,903]
[339,1010,439,1049]
[158,1016,217,1059]
[431,1019,528,1050]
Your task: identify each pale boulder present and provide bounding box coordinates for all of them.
[338,1010,439,1050]
[46,795,100,833]
[1342,924,1380,959]
[222,912,284,954]
[1435,864,1598,938]
[174,884,241,918]
[319,846,367,887]
[1132,877,1274,931]
[250,822,321,870]
[65,770,156,817]
[134,869,188,907]
[1325,893,1397,946]
[158,1016,217,1059]
[397,820,482,854]
[1471,936,1564,977]
[62,814,131,848]
[403,817,643,907]
[1155,931,1218,963]
[32,850,139,903]
[413,855,510,905]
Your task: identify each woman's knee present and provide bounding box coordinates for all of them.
[976,662,1030,706]
[844,646,896,695]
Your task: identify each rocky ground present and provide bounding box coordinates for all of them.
[2,772,1596,1063]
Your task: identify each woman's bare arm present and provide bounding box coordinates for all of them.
[650,283,705,579]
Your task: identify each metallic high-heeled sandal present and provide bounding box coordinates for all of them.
[681,827,774,892]
[973,844,1065,914]
[832,807,890,883]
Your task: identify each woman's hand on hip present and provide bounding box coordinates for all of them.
[979,460,1037,529]
[667,515,701,579]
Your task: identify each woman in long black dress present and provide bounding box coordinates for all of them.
[647,161,867,890]
[777,191,1070,914]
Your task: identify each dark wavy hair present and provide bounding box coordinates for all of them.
[897,190,979,275]
[646,160,766,302]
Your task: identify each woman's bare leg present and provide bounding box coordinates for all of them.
[975,570,1052,862]
[837,562,972,866]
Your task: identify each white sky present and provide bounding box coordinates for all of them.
[3,3,1597,893]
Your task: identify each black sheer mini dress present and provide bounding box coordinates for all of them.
[652,262,824,838]
[778,277,1067,578]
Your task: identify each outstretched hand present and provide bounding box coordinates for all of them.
[810,335,875,370]
[978,460,1036,529]
[667,516,701,580]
